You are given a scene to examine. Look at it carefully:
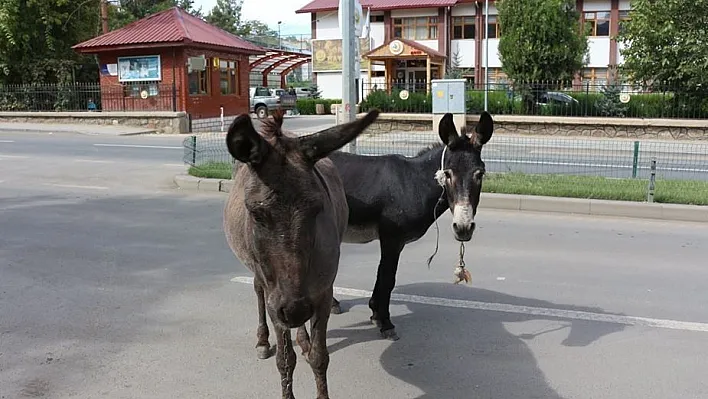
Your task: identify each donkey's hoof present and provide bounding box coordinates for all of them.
[256,345,273,359]
[331,303,342,315]
[381,328,399,341]
[370,316,383,328]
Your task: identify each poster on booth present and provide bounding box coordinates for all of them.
[117,55,161,82]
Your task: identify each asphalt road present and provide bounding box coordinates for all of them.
[2,128,708,399]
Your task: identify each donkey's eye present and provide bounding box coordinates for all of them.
[444,170,452,179]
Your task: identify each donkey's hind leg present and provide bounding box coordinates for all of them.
[254,277,273,359]
[330,297,342,314]
[296,325,311,355]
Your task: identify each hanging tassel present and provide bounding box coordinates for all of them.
[453,242,472,284]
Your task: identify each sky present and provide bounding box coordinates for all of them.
[193,0,314,35]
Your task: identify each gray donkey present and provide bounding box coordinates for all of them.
[223,109,380,399]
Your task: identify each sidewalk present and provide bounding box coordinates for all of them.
[0,122,156,136]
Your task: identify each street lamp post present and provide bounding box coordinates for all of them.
[278,21,282,49]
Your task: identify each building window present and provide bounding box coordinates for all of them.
[370,14,384,23]
[584,11,610,36]
[581,68,608,89]
[188,67,209,96]
[486,15,500,39]
[452,16,475,39]
[618,10,631,34]
[220,60,239,95]
[393,16,438,40]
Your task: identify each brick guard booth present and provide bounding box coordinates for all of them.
[72,6,265,126]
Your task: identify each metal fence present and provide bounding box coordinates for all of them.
[0,82,177,112]
[358,81,708,119]
[183,130,708,183]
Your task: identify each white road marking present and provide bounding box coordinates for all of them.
[163,163,187,167]
[0,154,28,159]
[231,275,708,333]
[93,144,182,149]
[43,183,109,190]
[0,140,15,143]
[74,159,114,164]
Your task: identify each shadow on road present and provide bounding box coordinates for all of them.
[327,282,627,399]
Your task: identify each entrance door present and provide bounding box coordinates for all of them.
[407,70,427,92]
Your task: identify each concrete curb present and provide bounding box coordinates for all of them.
[0,124,157,136]
[174,174,234,193]
[173,174,707,223]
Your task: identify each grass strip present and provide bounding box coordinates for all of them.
[484,172,708,206]
[188,161,233,180]
[188,162,708,206]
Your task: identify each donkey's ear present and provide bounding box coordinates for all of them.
[438,113,459,146]
[298,109,380,163]
[471,111,494,149]
[225,114,268,165]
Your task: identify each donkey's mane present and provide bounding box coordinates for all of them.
[415,125,478,156]
[259,109,286,139]
[415,142,443,156]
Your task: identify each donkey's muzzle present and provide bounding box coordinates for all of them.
[452,221,476,242]
[277,297,314,328]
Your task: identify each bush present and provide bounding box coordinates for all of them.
[335,86,708,119]
[295,98,342,115]
[359,88,432,113]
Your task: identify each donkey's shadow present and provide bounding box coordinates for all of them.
[327,282,627,399]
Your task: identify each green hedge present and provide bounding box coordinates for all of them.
[295,98,342,115]
[355,88,708,118]
[359,88,433,113]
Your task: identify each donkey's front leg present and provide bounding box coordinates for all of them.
[274,324,297,399]
[305,287,333,399]
[369,237,404,341]
[254,277,273,359]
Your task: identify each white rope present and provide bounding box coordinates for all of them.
[434,145,448,187]
[426,145,448,268]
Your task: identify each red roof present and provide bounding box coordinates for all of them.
[296,0,459,14]
[73,7,265,54]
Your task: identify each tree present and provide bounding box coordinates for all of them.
[497,0,589,111]
[446,49,473,79]
[205,0,278,46]
[0,0,102,85]
[205,0,243,34]
[110,0,203,30]
[617,0,708,92]
[596,81,628,117]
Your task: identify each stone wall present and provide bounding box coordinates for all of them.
[0,111,189,134]
[361,113,708,141]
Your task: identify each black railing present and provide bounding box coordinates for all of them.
[0,82,177,112]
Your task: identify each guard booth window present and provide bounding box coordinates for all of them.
[188,65,209,96]
[220,60,239,95]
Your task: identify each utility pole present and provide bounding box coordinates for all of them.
[484,0,489,111]
[340,0,357,153]
[100,0,109,34]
